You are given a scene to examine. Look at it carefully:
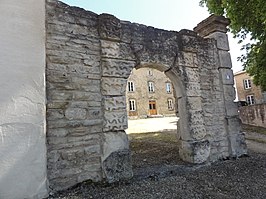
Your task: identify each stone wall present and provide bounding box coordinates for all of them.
[46,1,247,192]
[239,104,266,128]
[46,1,104,190]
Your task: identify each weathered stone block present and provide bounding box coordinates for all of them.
[102,58,135,78]
[47,102,69,109]
[66,64,100,75]
[179,140,210,163]
[180,67,200,83]
[206,32,230,51]
[218,50,232,69]
[47,90,73,101]
[180,34,199,53]
[186,97,202,110]
[219,68,234,85]
[73,92,101,101]
[101,77,127,96]
[227,117,242,135]
[184,82,201,97]
[136,62,171,72]
[178,52,198,67]
[47,109,65,120]
[65,108,86,120]
[102,131,133,182]
[100,40,135,60]
[102,131,129,161]
[104,96,126,112]
[190,125,206,140]
[103,110,128,132]
[223,85,236,101]
[225,100,239,117]
[67,125,102,137]
[48,128,68,137]
[229,132,248,157]
[102,149,133,183]
[98,14,121,40]
[47,118,103,129]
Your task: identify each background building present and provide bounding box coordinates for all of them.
[126,68,176,119]
[234,71,266,105]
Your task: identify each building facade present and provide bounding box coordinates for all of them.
[234,71,266,105]
[126,68,176,118]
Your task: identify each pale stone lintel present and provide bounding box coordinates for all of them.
[136,62,171,72]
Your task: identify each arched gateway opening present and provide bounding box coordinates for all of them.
[46,1,247,191]
[125,66,181,172]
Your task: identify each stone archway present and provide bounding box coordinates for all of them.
[46,0,247,191]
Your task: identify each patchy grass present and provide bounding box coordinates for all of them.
[128,131,179,144]
[128,131,182,168]
[242,124,266,135]
[246,137,266,144]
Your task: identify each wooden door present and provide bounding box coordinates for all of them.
[149,100,157,115]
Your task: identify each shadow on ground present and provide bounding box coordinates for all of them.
[48,126,266,199]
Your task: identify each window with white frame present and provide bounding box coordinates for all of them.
[166,82,171,93]
[244,79,251,89]
[167,99,174,110]
[148,81,155,92]
[246,95,255,105]
[129,99,136,111]
[128,81,134,92]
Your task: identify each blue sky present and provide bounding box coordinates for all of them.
[61,0,243,72]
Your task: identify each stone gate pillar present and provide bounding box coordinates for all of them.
[176,36,210,163]
[98,14,135,182]
[194,15,247,157]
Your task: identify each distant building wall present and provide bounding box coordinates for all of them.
[0,1,47,199]
[234,71,265,104]
[126,68,176,118]
[239,104,266,128]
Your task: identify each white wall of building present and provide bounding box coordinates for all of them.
[0,1,47,198]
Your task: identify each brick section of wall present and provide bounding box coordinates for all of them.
[46,0,103,190]
[239,104,266,128]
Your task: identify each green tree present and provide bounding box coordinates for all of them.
[200,0,266,91]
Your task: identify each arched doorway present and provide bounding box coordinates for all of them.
[125,66,181,173]
[46,4,247,190]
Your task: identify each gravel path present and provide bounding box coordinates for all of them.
[49,152,266,199]
[49,126,266,199]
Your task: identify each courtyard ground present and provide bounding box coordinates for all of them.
[49,117,266,199]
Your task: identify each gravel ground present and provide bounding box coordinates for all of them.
[48,127,266,199]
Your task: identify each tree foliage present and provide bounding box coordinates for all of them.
[200,0,266,91]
